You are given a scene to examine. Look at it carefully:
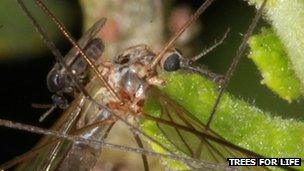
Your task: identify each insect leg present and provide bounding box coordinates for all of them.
[16,1,207,168]
[76,100,199,170]
[0,119,230,170]
[16,0,91,100]
[0,139,57,170]
[150,0,216,70]
[142,114,264,158]
[142,114,295,170]
[0,118,114,170]
[36,102,86,170]
[33,0,121,102]
[157,103,195,157]
[206,0,267,129]
[132,131,150,171]
[57,121,116,171]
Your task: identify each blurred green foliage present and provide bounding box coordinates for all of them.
[197,0,304,120]
[0,0,79,60]
[248,27,302,102]
[247,0,304,96]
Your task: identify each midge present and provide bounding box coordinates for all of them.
[0,0,295,171]
[34,19,105,122]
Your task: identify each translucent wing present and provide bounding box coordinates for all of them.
[56,122,115,171]
[64,18,106,67]
[8,97,114,171]
[145,87,295,171]
[14,97,86,171]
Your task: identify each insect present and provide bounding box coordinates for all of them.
[31,19,105,122]
[0,0,297,171]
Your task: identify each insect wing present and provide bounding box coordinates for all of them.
[145,87,276,170]
[55,122,115,171]
[5,98,115,171]
[64,18,106,67]
[13,97,85,171]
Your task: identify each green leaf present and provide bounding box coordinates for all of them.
[245,0,304,95]
[143,71,304,170]
[248,27,302,102]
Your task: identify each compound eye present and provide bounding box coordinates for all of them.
[46,69,62,93]
[115,54,130,64]
[163,52,181,71]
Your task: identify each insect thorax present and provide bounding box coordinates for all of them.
[108,45,157,111]
[81,43,187,127]
[80,45,156,126]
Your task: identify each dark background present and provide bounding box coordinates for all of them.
[0,0,303,168]
[0,0,82,166]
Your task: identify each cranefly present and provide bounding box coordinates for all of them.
[0,0,295,171]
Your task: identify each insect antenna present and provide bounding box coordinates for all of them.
[31,103,57,122]
[149,0,216,70]
[38,105,56,122]
[32,0,121,102]
[16,1,201,168]
[177,29,230,84]
[206,0,267,129]
[31,104,53,109]
[0,118,233,170]
[13,1,271,170]
[192,28,230,61]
